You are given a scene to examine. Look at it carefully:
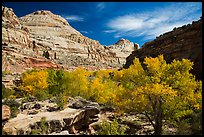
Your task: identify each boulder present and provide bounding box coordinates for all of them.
[33,103,41,110]
[19,99,58,115]
[3,108,86,135]
[2,105,11,121]
[85,106,100,117]
[46,106,58,112]
[68,96,100,109]
[48,130,69,135]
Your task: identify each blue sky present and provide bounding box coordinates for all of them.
[3,2,202,47]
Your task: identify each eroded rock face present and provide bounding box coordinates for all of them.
[108,38,135,64]
[19,10,135,68]
[2,105,11,121]
[124,18,202,80]
[2,6,21,28]
[2,6,60,76]
[2,6,135,75]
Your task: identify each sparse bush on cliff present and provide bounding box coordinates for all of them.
[2,70,13,76]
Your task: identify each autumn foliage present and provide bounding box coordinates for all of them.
[19,69,48,96]
[17,55,202,135]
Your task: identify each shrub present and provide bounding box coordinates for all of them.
[40,117,48,134]
[98,119,126,135]
[34,89,51,101]
[2,83,15,99]
[3,99,20,118]
[55,93,69,110]
[176,119,192,135]
[31,117,48,135]
[189,110,202,135]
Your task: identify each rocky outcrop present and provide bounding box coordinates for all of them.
[2,6,30,49]
[2,6,135,75]
[48,130,69,135]
[107,38,136,64]
[19,10,135,68]
[3,97,100,135]
[2,105,11,121]
[109,38,137,53]
[124,18,202,80]
[2,6,60,75]
[3,108,86,135]
[2,96,178,135]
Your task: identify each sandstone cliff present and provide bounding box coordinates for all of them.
[2,6,60,74]
[124,18,202,80]
[2,6,135,74]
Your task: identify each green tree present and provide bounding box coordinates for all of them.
[47,69,64,95]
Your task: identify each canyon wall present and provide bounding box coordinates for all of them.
[124,18,202,80]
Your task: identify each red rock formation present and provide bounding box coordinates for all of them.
[124,18,202,80]
[24,57,60,69]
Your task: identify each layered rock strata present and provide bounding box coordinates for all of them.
[124,18,202,80]
[2,6,135,75]
[2,6,60,74]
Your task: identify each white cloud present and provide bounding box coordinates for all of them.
[64,15,84,22]
[103,30,117,33]
[97,2,106,11]
[80,30,93,34]
[80,31,88,34]
[106,2,202,40]
[107,15,145,31]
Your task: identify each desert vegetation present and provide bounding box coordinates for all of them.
[3,55,202,135]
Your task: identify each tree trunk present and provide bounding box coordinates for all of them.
[154,112,162,135]
[154,98,163,135]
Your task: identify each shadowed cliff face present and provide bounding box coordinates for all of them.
[124,18,202,80]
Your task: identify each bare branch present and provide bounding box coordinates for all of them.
[142,111,155,130]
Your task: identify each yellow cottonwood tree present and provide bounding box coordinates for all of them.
[20,69,48,96]
[112,55,202,135]
[58,68,91,98]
